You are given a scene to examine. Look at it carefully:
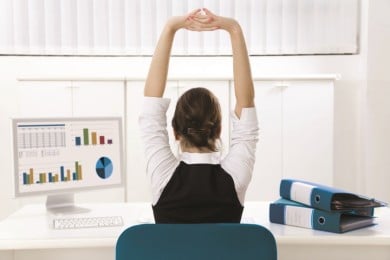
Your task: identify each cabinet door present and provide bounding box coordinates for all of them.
[18,81,73,117]
[247,81,283,201]
[18,81,124,117]
[282,80,333,185]
[71,81,124,116]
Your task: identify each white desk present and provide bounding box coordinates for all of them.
[0,202,389,260]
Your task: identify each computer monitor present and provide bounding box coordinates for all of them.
[12,117,124,214]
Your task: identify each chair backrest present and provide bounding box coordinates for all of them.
[116,223,277,260]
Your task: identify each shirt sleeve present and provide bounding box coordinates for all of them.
[221,107,259,204]
[138,97,180,205]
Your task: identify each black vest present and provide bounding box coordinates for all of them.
[153,162,244,223]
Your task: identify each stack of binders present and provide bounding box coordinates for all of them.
[269,179,387,233]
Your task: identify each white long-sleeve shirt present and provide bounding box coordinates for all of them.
[139,96,259,206]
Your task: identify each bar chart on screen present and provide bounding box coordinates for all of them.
[21,161,83,185]
[71,123,115,146]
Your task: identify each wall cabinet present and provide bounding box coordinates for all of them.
[18,81,124,117]
[18,81,73,116]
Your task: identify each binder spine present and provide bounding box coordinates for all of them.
[284,204,313,229]
[280,180,314,202]
[269,204,312,229]
[290,182,314,206]
[269,204,341,233]
[280,179,334,211]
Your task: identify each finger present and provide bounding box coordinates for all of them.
[186,8,202,21]
[192,15,214,24]
[186,24,207,31]
[191,18,211,24]
[194,20,216,29]
[189,8,201,16]
[193,14,207,19]
[202,8,215,17]
[194,14,212,20]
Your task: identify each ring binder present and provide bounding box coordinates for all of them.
[269,199,376,233]
[280,179,387,212]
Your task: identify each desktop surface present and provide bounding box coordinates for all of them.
[0,202,389,260]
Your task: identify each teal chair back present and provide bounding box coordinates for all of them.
[116,224,277,260]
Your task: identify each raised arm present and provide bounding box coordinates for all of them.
[144,9,212,97]
[197,9,255,117]
[143,22,175,97]
[228,21,255,117]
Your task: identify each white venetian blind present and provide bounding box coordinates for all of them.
[0,0,359,56]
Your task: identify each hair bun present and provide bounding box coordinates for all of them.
[186,128,211,136]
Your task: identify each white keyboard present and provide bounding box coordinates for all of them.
[53,215,124,229]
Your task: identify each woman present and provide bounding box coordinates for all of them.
[139,8,258,223]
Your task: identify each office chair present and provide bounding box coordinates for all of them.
[116,223,277,260]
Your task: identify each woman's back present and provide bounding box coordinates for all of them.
[140,8,258,224]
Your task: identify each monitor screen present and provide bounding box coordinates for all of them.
[12,117,123,198]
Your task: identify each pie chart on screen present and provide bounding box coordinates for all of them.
[96,156,113,179]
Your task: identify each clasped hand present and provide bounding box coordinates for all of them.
[167,8,239,33]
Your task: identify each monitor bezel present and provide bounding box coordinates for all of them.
[12,116,125,198]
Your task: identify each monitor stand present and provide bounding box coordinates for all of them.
[46,193,90,215]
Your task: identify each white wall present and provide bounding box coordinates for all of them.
[1,0,388,220]
[360,0,390,201]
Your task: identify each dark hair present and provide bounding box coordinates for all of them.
[172,87,221,152]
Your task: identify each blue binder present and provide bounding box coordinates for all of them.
[269,199,376,233]
[280,179,386,212]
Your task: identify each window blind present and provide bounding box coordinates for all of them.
[0,0,359,56]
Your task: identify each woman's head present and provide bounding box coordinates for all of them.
[172,87,221,152]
